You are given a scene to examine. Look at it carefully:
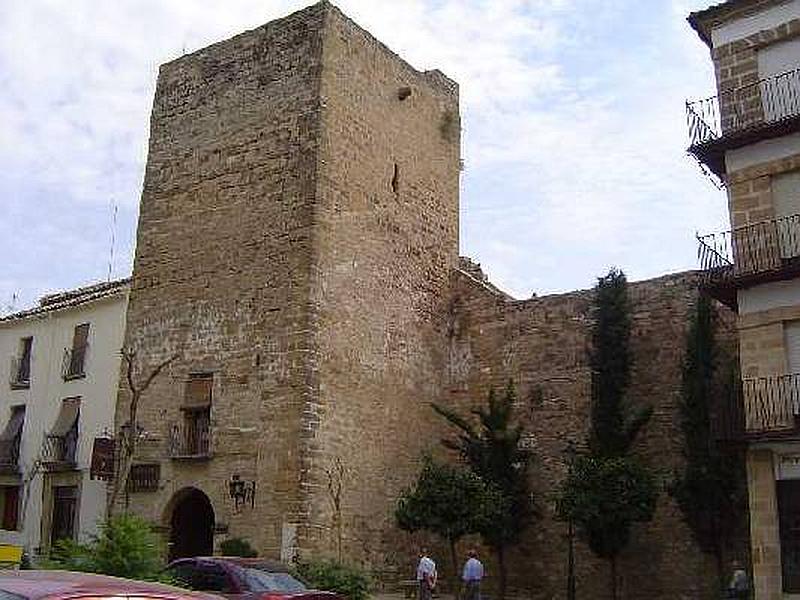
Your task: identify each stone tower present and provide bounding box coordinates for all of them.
[117,1,460,565]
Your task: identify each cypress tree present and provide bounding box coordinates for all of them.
[670,294,747,587]
[557,268,657,600]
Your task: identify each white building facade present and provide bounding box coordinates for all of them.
[0,279,129,556]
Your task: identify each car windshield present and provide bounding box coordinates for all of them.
[244,569,307,593]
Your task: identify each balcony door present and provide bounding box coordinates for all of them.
[757,39,800,123]
[778,479,800,593]
[785,322,800,422]
[773,171,800,260]
[50,485,78,547]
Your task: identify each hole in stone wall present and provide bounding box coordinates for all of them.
[398,86,412,101]
[391,163,399,195]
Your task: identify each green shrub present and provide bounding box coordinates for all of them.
[295,559,372,600]
[47,514,166,581]
[219,537,258,558]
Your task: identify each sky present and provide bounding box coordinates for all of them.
[0,0,725,309]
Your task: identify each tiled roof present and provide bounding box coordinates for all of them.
[0,278,130,323]
[688,0,783,47]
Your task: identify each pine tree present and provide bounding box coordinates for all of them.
[432,381,531,600]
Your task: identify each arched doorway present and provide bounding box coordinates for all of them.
[167,487,215,560]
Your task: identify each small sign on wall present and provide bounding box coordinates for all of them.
[90,437,115,481]
[777,454,800,480]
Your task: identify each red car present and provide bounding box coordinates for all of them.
[0,570,222,600]
[165,558,340,600]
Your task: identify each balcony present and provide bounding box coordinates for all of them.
[738,374,800,441]
[697,214,800,308]
[686,67,800,176]
[62,344,89,380]
[168,420,211,459]
[0,439,21,474]
[9,356,30,389]
[41,434,78,470]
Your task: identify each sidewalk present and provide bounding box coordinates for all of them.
[371,595,457,600]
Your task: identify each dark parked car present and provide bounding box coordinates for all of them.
[0,570,221,600]
[165,558,341,600]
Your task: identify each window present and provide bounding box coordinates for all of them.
[0,487,20,531]
[63,323,89,379]
[0,406,25,471]
[50,485,78,546]
[127,464,160,492]
[10,337,32,388]
[168,561,233,593]
[192,563,234,593]
[171,374,212,457]
[43,398,80,466]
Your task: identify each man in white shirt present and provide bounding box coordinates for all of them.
[416,548,437,600]
[462,549,484,600]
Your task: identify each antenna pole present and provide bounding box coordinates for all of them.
[107,199,118,282]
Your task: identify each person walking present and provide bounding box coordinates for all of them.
[461,549,484,600]
[725,559,751,599]
[416,548,437,600]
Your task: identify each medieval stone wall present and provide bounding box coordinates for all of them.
[120,3,328,557]
[440,265,737,599]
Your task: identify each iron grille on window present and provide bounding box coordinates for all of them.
[62,344,89,379]
[9,338,32,388]
[0,407,24,473]
[41,433,78,468]
[63,323,89,380]
[127,463,161,492]
[169,413,211,458]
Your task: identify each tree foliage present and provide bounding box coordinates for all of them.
[556,456,657,559]
[589,269,652,458]
[432,380,531,599]
[396,457,506,576]
[670,295,747,580]
[295,559,372,600]
[48,514,166,581]
[219,537,258,558]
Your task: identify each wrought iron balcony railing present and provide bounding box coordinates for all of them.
[168,420,211,459]
[41,434,78,469]
[697,214,800,290]
[62,344,89,380]
[687,67,800,147]
[0,438,21,473]
[8,356,30,389]
[742,373,800,438]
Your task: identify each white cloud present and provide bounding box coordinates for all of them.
[0,0,725,307]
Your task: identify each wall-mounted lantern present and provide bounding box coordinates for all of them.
[228,474,256,510]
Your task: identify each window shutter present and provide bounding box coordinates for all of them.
[51,398,80,436]
[184,375,213,408]
[72,324,89,350]
[786,321,800,374]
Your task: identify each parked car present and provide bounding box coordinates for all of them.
[165,558,341,600]
[0,570,222,600]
